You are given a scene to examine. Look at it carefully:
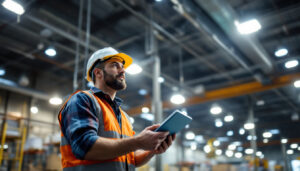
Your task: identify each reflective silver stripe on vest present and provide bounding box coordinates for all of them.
[63,162,135,171]
[61,131,130,147]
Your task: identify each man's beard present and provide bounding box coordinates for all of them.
[103,69,126,90]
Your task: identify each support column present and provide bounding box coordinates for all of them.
[248,98,257,171]
[147,3,163,171]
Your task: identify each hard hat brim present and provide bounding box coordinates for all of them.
[86,52,133,82]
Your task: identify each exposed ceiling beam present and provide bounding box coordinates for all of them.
[127,72,300,115]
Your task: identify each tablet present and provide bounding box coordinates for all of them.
[155,110,192,134]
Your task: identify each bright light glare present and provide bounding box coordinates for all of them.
[129,117,134,124]
[215,149,222,155]
[294,80,300,88]
[158,76,164,83]
[239,128,245,135]
[235,19,261,35]
[210,105,222,115]
[298,147,300,151]
[224,115,234,122]
[213,140,220,147]
[263,132,272,138]
[45,47,57,57]
[256,100,265,106]
[247,135,253,141]
[49,97,62,105]
[215,119,223,127]
[142,107,150,113]
[235,152,243,158]
[138,89,147,95]
[281,138,288,144]
[190,142,197,150]
[203,145,211,153]
[291,143,298,149]
[140,113,154,121]
[0,69,5,76]
[244,122,255,130]
[285,60,299,69]
[256,151,263,157]
[245,148,254,154]
[275,48,288,57]
[228,144,236,150]
[126,64,142,75]
[2,0,25,15]
[30,106,38,114]
[263,139,268,143]
[287,149,294,155]
[170,94,185,105]
[227,130,234,136]
[185,132,195,140]
[225,150,233,157]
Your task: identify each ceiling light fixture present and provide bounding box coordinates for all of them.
[210,105,222,115]
[170,94,185,105]
[141,107,150,113]
[185,131,195,140]
[140,113,154,121]
[49,97,62,105]
[281,138,288,144]
[213,140,220,147]
[287,149,294,155]
[262,132,272,138]
[203,145,211,153]
[0,68,5,76]
[293,80,300,88]
[244,122,255,130]
[158,76,164,83]
[224,115,234,122]
[285,60,299,69]
[126,63,142,75]
[235,152,243,158]
[2,0,25,15]
[256,100,265,106]
[45,47,57,57]
[235,19,261,35]
[227,130,234,136]
[215,149,222,155]
[290,143,298,149]
[245,148,254,154]
[225,150,233,157]
[239,128,245,135]
[30,106,38,114]
[215,119,223,127]
[275,48,288,57]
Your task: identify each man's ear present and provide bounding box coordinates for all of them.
[94,68,103,79]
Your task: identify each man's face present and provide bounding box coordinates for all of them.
[102,60,126,90]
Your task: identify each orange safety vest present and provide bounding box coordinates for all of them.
[58,90,136,171]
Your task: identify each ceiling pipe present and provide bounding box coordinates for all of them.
[170,0,271,85]
[114,0,235,82]
[194,0,274,73]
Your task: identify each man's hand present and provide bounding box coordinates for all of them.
[135,124,169,151]
[153,134,176,154]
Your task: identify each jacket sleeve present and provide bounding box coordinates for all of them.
[60,92,100,159]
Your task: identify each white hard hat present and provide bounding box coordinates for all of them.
[86,47,133,82]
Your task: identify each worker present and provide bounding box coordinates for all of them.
[58,47,176,171]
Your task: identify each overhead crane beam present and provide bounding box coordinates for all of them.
[127,73,300,115]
